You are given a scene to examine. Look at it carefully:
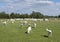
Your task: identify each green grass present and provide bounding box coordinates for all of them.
[0,19,60,42]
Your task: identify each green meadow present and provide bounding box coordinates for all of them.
[0,19,60,42]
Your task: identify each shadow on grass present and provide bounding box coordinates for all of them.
[41,35,48,38]
[25,31,28,34]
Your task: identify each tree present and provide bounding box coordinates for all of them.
[30,11,44,18]
[58,15,60,18]
[14,13,20,18]
[0,12,9,18]
[10,12,15,18]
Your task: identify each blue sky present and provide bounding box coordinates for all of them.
[0,0,60,16]
[51,0,60,2]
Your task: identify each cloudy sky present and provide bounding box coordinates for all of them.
[0,0,60,16]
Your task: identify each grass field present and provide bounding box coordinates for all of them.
[0,19,60,42]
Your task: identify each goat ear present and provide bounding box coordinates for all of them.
[46,28,48,31]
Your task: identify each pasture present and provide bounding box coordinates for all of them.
[0,19,60,42]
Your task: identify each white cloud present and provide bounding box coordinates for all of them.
[56,2,60,5]
[36,1,54,4]
[0,0,60,16]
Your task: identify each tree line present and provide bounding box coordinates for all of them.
[0,11,60,19]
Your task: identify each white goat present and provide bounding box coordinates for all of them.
[34,23,36,28]
[46,28,52,37]
[27,26,31,34]
[10,19,15,23]
[40,19,43,22]
[2,21,7,25]
[45,19,49,21]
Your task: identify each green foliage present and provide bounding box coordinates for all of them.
[58,15,60,18]
[0,12,9,18]
[30,11,44,18]
[10,12,15,18]
[0,11,59,18]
